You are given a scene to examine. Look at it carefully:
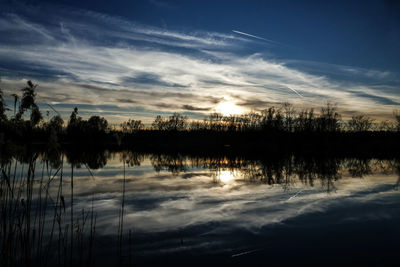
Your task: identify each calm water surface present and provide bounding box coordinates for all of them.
[2,152,400,266]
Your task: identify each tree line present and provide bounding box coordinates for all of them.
[147,106,399,133]
[1,81,400,151]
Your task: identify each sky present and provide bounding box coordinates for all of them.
[0,0,399,124]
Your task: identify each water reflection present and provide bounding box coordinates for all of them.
[1,150,400,266]
[218,170,237,183]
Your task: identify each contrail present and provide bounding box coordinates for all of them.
[233,30,303,99]
[231,248,263,258]
[232,30,281,45]
[46,103,61,116]
[287,86,304,98]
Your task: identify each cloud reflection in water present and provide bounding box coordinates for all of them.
[50,155,400,236]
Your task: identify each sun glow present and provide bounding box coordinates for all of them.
[216,101,243,116]
[218,170,236,183]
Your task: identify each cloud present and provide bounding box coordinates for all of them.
[182,105,211,111]
[47,155,400,236]
[236,98,276,108]
[348,90,400,106]
[0,2,399,123]
[122,73,188,88]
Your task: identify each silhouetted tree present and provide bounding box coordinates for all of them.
[152,113,187,131]
[223,115,240,131]
[87,116,108,133]
[243,112,262,131]
[2,81,400,152]
[152,115,167,130]
[30,105,42,127]
[48,115,64,133]
[377,120,396,131]
[16,80,42,127]
[317,102,341,132]
[121,119,144,133]
[283,102,295,132]
[394,110,400,132]
[189,120,204,131]
[295,108,315,132]
[67,107,83,138]
[45,115,64,151]
[261,106,284,132]
[166,113,187,131]
[206,113,224,131]
[348,115,374,132]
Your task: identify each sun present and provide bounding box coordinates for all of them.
[216,101,243,116]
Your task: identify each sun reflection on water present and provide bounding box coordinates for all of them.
[218,170,236,183]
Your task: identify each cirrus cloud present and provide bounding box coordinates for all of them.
[0,2,399,124]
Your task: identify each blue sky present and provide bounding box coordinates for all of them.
[0,0,399,123]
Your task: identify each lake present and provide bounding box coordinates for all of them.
[1,151,400,266]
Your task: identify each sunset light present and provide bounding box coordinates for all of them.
[216,101,243,116]
[218,170,236,183]
[1,1,399,266]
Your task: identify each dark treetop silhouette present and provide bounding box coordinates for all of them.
[0,81,399,156]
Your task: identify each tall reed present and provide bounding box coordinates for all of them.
[0,153,97,267]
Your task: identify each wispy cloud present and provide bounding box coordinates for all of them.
[0,2,398,123]
[52,157,400,235]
